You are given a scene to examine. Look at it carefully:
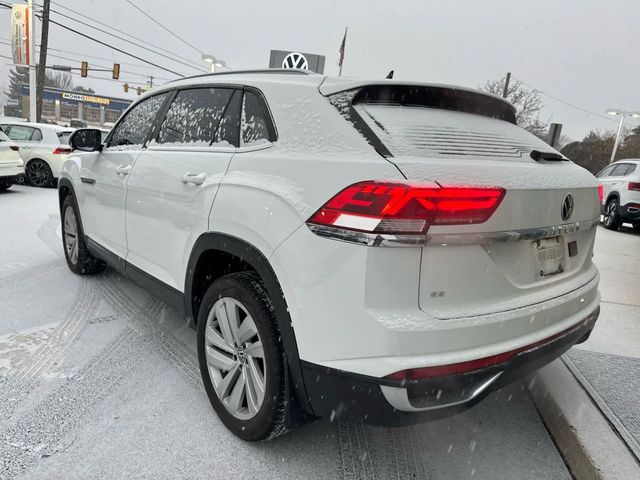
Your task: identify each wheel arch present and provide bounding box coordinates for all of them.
[186,232,313,416]
[605,191,620,205]
[57,178,87,239]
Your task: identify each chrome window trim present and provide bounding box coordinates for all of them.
[306,217,600,247]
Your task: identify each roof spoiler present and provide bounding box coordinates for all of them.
[320,82,517,124]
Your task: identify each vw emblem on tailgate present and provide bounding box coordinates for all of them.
[561,193,574,221]
[282,52,309,69]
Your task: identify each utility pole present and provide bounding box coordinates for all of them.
[502,72,511,99]
[28,0,37,122]
[36,0,51,122]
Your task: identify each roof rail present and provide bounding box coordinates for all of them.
[167,68,317,84]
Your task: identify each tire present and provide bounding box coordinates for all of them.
[197,272,287,441]
[61,195,106,275]
[0,180,12,191]
[602,198,622,230]
[26,159,54,188]
[633,223,640,233]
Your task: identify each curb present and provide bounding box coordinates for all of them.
[526,359,640,480]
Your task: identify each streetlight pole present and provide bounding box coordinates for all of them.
[201,54,226,73]
[607,109,640,163]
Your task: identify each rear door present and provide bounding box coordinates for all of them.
[125,86,241,291]
[2,124,41,160]
[80,92,170,258]
[339,86,600,319]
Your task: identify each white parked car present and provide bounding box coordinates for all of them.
[0,122,74,187]
[596,159,640,230]
[0,129,24,190]
[59,70,601,441]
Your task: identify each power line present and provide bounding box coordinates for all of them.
[515,77,618,123]
[40,2,206,73]
[44,17,185,77]
[123,0,204,55]
[48,0,206,71]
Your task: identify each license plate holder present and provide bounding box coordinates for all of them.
[534,236,565,279]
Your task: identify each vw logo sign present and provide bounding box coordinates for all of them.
[561,193,574,221]
[282,52,308,70]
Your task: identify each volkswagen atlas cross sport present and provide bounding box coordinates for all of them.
[58,70,601,441]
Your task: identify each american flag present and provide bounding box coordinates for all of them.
[338,28,347,68]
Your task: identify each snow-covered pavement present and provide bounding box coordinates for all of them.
[0,185,573,479]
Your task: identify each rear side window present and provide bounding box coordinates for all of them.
[31,128,42,141]
[156,87,241,147]
[240,90,275,146]
[108,93,169,148]
[610,164,631,176]
[627,164,637,175]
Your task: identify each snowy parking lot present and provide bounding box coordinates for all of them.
[3,185,635,479]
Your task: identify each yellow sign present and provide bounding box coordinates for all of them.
[62,92,110,106]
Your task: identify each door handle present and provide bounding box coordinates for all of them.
[181,172,206,185]
[116,164,132,176]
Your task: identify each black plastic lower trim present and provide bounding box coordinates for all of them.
[301,307,599,426]
[85,236,185,315]
[621,202,640,222]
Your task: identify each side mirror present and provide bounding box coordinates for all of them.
[69,129,103,152]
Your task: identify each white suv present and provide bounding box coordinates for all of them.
[596,159,640,230]
[59,70,601,441]
[0,122,74,187]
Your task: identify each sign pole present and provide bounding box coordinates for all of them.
[28,0,37,122]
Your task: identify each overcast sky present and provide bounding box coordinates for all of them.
[1,0,639,140]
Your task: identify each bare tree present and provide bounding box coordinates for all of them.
[484,76,549,139]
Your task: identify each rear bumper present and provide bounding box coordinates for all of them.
[621,202,640,222]
[301,306,599,426]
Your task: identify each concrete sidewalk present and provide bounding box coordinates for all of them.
[529,224,640,479]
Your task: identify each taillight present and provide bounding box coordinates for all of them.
[307,181,505,235]
[598,184,604,203]
[53,147,72,155]
[9,145,19,152]
[629,182,640,192]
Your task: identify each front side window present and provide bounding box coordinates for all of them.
[156,88,240,147]
[596,165,615,178]
[240,90,275,146]
[108,93,169,148]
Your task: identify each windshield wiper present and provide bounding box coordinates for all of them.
[530,150,567,162]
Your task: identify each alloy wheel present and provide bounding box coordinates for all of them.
[603,201,616,227]
[27,160,51,187]
[63,205,79,265]
[204,297,266,420]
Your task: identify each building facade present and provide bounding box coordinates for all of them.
[17,85,132,126]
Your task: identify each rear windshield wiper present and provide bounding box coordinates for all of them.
[530,150,567,162]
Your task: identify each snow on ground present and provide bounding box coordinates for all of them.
[0,185,571,479]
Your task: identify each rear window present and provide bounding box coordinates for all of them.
[56,131,74,144]
[352,103,547,160]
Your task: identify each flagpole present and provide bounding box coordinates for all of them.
[339,27,347,77]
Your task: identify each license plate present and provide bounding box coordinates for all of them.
[534,236,565,278]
